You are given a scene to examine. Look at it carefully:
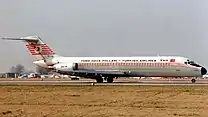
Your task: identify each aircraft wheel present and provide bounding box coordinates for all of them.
[96,77,103,83]
[107,77,114,83]
[191,79,196,83]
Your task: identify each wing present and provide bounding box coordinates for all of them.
[56,69,145,78]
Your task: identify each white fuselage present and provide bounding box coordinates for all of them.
[3,36,206,79]
[34,56,205,77]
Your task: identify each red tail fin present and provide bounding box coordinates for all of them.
[25,43,55,56]
[2,36,56,60]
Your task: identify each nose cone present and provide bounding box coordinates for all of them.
[201,67,207,75]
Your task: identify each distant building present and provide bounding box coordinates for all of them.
[0,73,6,78]
[5,72,19,78]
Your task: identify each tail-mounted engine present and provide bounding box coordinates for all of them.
[53,63,79,71]
[44,58,59,66]
[33,59,60,69]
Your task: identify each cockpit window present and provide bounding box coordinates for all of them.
[186,60,201,67]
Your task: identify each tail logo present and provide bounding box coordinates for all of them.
[26,44,55,55]
[34,46,42,53]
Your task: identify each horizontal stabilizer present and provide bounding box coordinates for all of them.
[2,36,39,42]
[2,36,56,60]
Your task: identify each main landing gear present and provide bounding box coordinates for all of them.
[96,76,103,83]
[95,76,114,83]
[107,77,114,83]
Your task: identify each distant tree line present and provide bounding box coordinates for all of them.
[10,64,50,75]
[36,66,50,75]
[10,64,25,74]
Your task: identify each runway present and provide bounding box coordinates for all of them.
[0,79,208,86]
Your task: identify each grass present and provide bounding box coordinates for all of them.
[0,85,207,117]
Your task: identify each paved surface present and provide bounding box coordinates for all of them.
[0,79,208,86]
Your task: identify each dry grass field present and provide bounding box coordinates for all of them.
[0,85,208,117]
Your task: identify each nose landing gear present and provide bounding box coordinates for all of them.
[191,78,196,83]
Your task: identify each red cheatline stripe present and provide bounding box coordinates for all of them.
[78,62,199,70]
[80,62,171,66]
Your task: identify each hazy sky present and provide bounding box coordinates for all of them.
[0,0,208,72]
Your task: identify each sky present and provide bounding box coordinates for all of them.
[0,0,208,72]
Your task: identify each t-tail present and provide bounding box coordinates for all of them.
[2,36,60,68]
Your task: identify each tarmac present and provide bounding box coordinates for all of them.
[0,78,208,86]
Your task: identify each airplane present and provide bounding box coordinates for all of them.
[2,36,207,83]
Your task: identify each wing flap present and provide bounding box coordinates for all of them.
[62,69,125,75]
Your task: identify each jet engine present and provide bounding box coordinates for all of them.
[53,63,79,71]
[33,59,60,69]
[44,58,59,66]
